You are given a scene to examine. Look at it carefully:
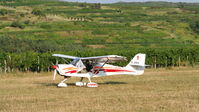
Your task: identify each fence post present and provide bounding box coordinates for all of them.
[8,55,11,72]
[154,56,157,69]
[178,56,181,67]
[186,56,189,66]
[4,60,7,73]
[37,56,40,72]
[0,63,2,73]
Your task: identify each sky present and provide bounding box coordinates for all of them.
[61,0,199,3]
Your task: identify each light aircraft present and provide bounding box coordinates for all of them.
[52,53,147,87]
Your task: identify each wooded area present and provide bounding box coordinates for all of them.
[0,47,199,73]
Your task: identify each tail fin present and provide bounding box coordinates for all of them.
[126,53,147,75]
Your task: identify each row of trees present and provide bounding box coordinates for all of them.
[78,3,101,9]
[0,48,199,73]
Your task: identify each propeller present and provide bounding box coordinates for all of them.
[52,60,58,80]
[53,69,57,80]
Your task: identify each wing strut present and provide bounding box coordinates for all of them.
[61,58,70,64]
[93,58,109,74]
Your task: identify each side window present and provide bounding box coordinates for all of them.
[71,59,79,66]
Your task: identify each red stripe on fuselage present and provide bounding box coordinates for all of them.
[65,70,77,74]
[93,66,134,73]
[101,69,134,73]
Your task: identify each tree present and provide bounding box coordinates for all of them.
[177,2,185,8]
[190,21,199,33]
[78,3,87,8]
[90,3,101,9]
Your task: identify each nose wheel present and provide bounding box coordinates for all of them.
[57,78,68,88]
[57,82,67,87]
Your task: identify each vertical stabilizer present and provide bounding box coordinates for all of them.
[126,53,146,75]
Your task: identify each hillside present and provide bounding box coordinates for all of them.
[0,0,199,72]
[0,0,199,51]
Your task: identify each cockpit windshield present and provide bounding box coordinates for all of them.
[70,59,80,66]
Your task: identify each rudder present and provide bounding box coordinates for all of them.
[126,53,146,75]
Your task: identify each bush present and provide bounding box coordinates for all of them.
[78,3,87,8]
[40,24,51,29]
[190,21,199,33]
[31,8,45,16]
[125,22,131,27]
[90,3,101,9]
[0,9,9,16]
[24,20,30,25]
[10,21,25,29]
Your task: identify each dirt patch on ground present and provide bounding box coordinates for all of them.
[87,45,106,48]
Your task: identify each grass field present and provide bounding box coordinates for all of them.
[0,68,199,112]
[1,0,199,73]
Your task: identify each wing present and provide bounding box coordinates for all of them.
[81,55,127,63]
[52,54,78,60]
[52,54,127,63]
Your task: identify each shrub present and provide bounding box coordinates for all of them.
[190,21,199,33]
[31,8,45,16]
[0,9,9,16]
[24,20,30,25]
[90,3,101,9]
[125,22,131,27]
[40,24,51,29]
[10,21,25,29]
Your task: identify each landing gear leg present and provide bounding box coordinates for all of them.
[57,78,68,87]
[88,77,91,83]
[87,77,98,88]
[80,77,84,82]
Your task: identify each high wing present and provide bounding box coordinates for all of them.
[52,54,127,63]
[81,55,127,63]
[52,54,78,59]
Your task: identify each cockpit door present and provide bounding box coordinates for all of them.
[75,59,86,72]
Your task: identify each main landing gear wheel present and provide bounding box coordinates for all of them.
[57,82,67,87]
[75,82,87,87]
[87,82,98,88]
[86,77,98,87]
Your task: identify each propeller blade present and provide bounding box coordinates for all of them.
[53,69,57,80]
[56,60,58,65]
[52,60,58,80]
